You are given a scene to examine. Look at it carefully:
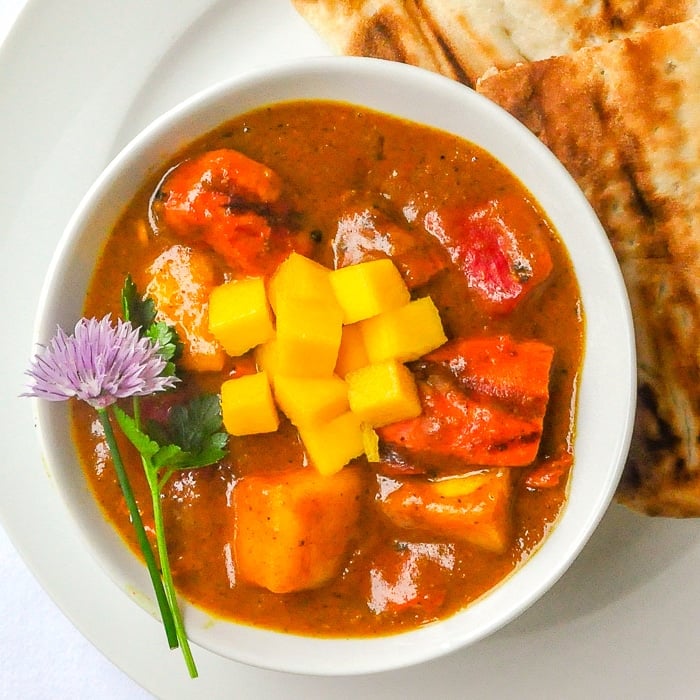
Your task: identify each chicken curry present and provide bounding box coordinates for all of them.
[72,100,583,636]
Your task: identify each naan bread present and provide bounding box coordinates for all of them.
[292,0,700,86]
[477,17,700,516]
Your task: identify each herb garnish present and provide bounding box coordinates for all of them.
[24,278,229,678]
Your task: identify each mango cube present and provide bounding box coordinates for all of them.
[298,411,364,475]
[233,467,363,593]
[378,469,512,553]
[208,277,274,357]
[346,359,422,427]
[335,322,369,377]
[253,337,279,386]
[274,374,349,427]
[329,258,410,324]
[275,295,343,377]
[220,371,279,436]
[268,252,335,313]
[360,296,447,364]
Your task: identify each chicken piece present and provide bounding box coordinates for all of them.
[379,335,554,470]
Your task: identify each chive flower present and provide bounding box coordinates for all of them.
[23,313,199,676]
[24,316,178,408]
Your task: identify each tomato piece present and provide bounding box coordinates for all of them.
[424,195,553,313]
[202,212,296,277]
[227,354,259,380]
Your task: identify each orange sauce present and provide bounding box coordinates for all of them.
[72,100,583,636]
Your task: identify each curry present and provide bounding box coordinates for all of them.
[72,100,583,636]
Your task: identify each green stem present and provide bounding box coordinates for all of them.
[143,461,198,678]
[131,396,198,678]
[96,408,178,650]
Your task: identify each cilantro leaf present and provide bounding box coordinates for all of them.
[113,405,161,459]
[121,276,182,371]
[119,394,228,476]
[168,395,225,455]
[121,274,157,331]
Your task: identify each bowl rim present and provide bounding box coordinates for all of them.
[31,55,637,676]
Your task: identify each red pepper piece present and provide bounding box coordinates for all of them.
[424,195,553,313]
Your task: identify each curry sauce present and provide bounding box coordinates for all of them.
[72,101,583,636]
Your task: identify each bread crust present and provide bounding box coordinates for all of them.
[477,17,700,516]
[292,0,700,86]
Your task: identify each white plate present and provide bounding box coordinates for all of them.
[1,1,699,698]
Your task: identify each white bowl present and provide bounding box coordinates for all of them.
[32,56,636,676]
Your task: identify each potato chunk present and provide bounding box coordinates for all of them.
[346,359,421,427]
[221,371,279,436]
[360,296,447,364]
[377,469,512,553]
[233,468,363,593]
[329,258,410,324]
[146,244,225,372]
[208,276,274,357]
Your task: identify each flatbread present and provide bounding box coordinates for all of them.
[476,17,700,516]
[292,0,700,86]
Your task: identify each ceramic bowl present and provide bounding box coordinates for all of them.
[32,56,636,676]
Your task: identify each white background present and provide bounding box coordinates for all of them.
[0,4,151,698]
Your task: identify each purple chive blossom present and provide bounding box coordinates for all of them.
[23,315,179,409]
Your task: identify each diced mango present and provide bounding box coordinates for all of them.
[335,322,369,377]
[360,296,447,364]
[377,469,512,553]
[361,422,381,462]
[146,244,225,372]
[275,295,343,377]
[221,371,279,436]
[233,467,363,593]
[329,258,411,324]
[253,337,279,386]
[208,276,274,357]
[268,252,335,313]
[346,360,422,428]
[298,411,364,475]
[274,374,349,427]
